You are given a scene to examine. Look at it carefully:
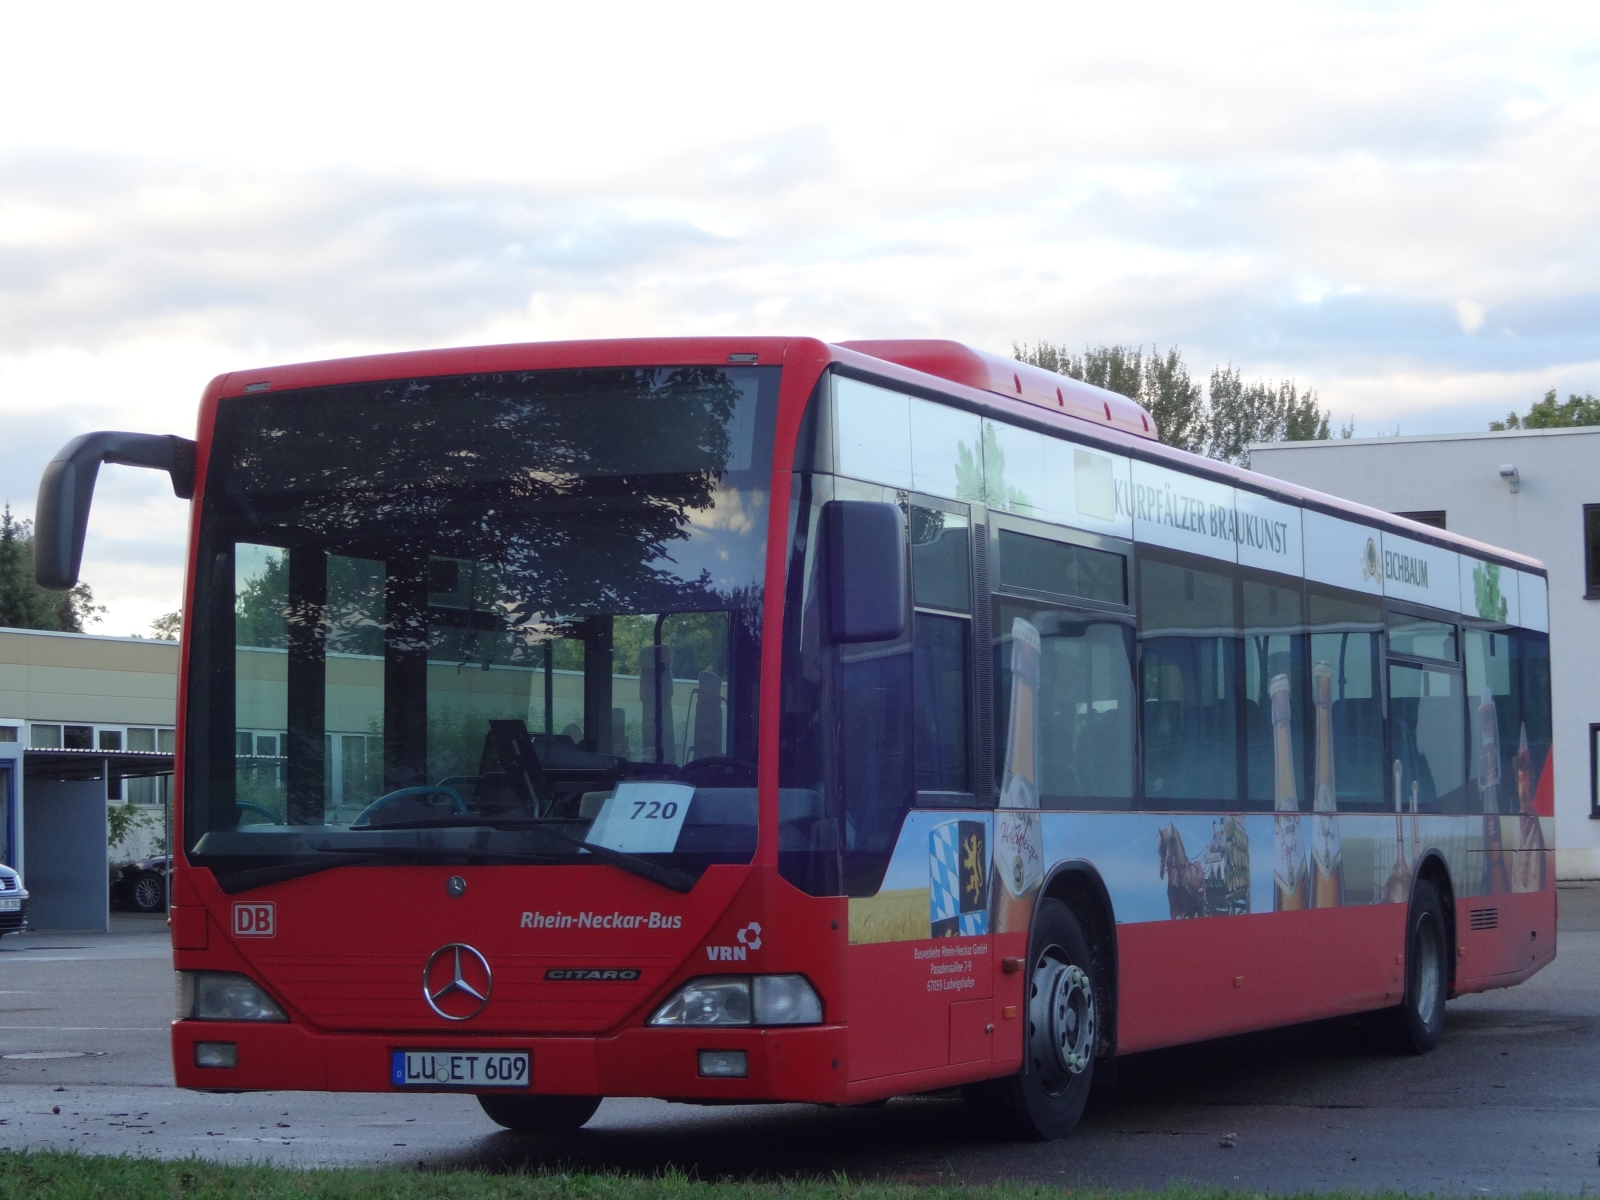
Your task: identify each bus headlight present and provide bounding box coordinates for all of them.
[177,971,288,1022]
[648,975,822,1027]
[648,976,751,1026]
[753,975,824,1025]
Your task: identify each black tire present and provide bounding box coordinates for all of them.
[965,898,1101,1140]
[130,871,166,914]
[477,1093,601,1133]
[1387,878,1447,1054]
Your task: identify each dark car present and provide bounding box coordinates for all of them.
[112,855,169,913]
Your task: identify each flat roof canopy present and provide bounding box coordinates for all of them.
[24,747,175,781]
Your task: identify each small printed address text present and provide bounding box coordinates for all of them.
[914,939,987,993]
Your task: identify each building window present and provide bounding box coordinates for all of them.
[1592,724,1600,818]
[63,725,93,750]
[1586,506,1600,599]
[127,727,155,752]
[1396,510,1447,530]
[30,724,61,749]
[0,726,17,742]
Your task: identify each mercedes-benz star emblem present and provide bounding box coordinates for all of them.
[422,943,493,1021]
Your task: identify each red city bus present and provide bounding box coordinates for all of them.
[36,338,1555,1138]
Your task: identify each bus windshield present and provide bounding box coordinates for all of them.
[185,365,778,888]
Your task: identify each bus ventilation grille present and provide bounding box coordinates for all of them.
[1468,907,1499,931]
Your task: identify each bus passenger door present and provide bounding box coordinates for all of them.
[842,498,995,1083]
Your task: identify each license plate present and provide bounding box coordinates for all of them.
[0,898,19,912]
[391,1049,528,1089]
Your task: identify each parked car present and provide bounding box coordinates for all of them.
[112,855,169,913]
[0,864,28,936]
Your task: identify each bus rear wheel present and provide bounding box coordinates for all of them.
[966,898,1100,1140]
[1387,878,1447,1055]
[477,1093,601,1133]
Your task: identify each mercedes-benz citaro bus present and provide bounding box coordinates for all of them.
[35,338,1555,1140]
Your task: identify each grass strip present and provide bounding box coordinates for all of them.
[0,1151,1560,1200]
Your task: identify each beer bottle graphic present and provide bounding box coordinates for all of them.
[1310,662,1344,908]
[994,617,1044,935]
[1477,689,1512,895]
[1382,758,1412,903]
[1270,673,1309,912]
[1512,724,1548,891]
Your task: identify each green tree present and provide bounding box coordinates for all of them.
[1014,341,1331,464]
[0,506,104,632]
[1014,341,1210,454]
[150,610,182,640]
[1489,388,1600,430]
[1208,366,1331,466]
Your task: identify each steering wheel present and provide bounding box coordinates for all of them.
[235,801,285,825]
[352,785,468,828]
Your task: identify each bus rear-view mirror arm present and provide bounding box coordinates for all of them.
[824,499,907,644]
[35,431,197,590]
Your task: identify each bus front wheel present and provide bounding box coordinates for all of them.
[966,898,1100,1140]
[477,1093,601,1134]
[1386,878,1447,1054]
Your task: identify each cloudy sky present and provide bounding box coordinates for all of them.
[2,0,1597,634]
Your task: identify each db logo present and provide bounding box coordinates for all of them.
[233,902,276,937]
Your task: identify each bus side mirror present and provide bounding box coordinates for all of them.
[35,431,197,589]
[823,500,906,644]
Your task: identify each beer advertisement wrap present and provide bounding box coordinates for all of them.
[930,820,990,937]
[1270,673,1309,911]
[1382,758,1413,903]
[1512,725,1548,892]
[994,810,1044,934]
[1310,661,1344,908]
[1477,689,1511,896]
[994,617,1044,934]
[999,617,1041,810]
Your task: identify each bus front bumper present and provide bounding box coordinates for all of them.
[171,1020,849,1102]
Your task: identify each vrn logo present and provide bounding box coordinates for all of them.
[705,922,762,961]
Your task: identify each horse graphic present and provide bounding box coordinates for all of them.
[1158,823,1206,919]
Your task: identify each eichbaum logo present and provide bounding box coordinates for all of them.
[706,922,762,962]
[233,902,275,937]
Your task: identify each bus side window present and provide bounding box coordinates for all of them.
[991,598,1135,810]
[1242,576,1309,812]
[1307,587,1386,811]
[1137,550,1241,809]
[910,504,971,798]
[1387,663,1465,813]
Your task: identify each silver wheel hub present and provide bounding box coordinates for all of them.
[1029,951,1095,1093]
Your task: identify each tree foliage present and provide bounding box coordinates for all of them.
[0,506,104,632]
[1489,388,1600,430]
[1013,341,1343,465]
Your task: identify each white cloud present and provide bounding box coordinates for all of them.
[1,1,1600,630]
[1456,300,1488,334]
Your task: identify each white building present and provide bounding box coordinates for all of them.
[0,627,177,928]
[1252,426,1599,879]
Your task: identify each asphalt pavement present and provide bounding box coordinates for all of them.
[4,893,1600,1192]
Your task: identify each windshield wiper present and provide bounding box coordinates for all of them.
[211,853,386,895]
[331,819,697,894]
[213,822,697,895]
